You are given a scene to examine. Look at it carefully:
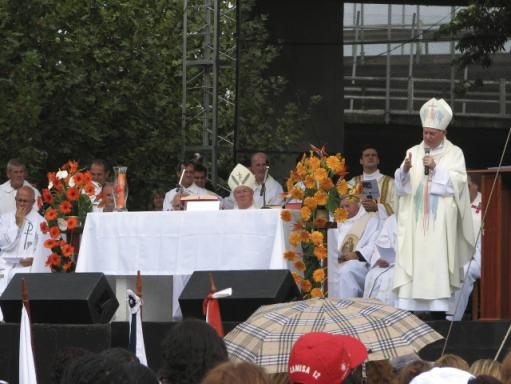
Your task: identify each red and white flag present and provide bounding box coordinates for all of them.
[202,275,231,337]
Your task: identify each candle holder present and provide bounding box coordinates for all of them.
[113,166,128,211]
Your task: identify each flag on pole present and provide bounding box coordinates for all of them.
[127,288,147,366]
[202,273,232,337]
[19,279,37,384]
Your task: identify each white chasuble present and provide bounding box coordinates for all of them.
[393,139,475,311]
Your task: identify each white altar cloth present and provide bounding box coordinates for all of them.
[76,209,288,274]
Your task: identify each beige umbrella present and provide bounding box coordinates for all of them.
[224,297,442,373]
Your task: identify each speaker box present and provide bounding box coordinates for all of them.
[179,269,300,322]
[0,273,119,324]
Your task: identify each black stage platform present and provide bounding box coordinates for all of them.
[1,320,510,384]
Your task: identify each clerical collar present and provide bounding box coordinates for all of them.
[362,170,381,180]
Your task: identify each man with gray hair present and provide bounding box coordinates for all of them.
[0,159,40,215]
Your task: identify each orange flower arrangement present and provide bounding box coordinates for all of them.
[282,145,361,299]
[40,160,93,272]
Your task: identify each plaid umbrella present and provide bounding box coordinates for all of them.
[224,297,442,373]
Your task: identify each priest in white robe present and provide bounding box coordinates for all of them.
[228,163,258,210]
[163,161,210,211]
[328,195,379,298]
[348,147,397,221]
[364,214,397,306]
[393,98,475,313]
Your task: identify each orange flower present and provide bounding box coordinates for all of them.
[40,222,49,234]
[45,253,61,267]
[334,208,349,222]
[37,196,43,209]
[82,171,92,185]
[49,226,60,239]
[47,172,58,184]
[314,217,327,228]
[59,200,72,215]
[286,177,294,193]
[314,190,328,206]
[67,217,78,230]
[291,271,303,285]
[299,230,310,243]
[307,156,320,170]
[313,245,328,260]
[352,182,363,194]
[42,189,54,204]
[289,232,301,247]
[280,210,293,222]
[68,160,79,174]
[326,155,341,172]
[296,162,304,177]
[300,279,312,293]
[292,220,304,231]
[84,182,96,196]
[336,179,349,196]
[61,243,75,257]
[313,168,328,182]
[310,231,324,246]
[300,206,312,221]
[310,288,324,298]
[53,180,63,193]
[73,172,85,187]
[294,260,306,272]
[63,261,74,271]
[66,188,80,201]
[290,188,304,201]
[319,178,334,191]
[284,250,298,261]
[303,197,318,210]
[313,268,325,283]
[45,208,58,221]
[304,175,315,190]
[44,239,58,249]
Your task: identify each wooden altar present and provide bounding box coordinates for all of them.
[470,169,511,320]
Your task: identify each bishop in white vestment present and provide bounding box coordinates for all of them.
[393,98,475,312]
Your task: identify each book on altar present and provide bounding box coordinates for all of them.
[181,195,221,211]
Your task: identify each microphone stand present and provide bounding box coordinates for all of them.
[260,166,270,209]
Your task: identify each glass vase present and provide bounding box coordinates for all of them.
[113,166,128,212]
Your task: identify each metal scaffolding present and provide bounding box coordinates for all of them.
[181,0,237,185]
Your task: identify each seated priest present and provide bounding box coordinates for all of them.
[363,214,397,306]
[328,194,379,298]
[0,186,50,301]
[227,164,257,210]
[163,161,209,211]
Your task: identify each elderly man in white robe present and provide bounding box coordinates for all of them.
[228,163,258,210]
[363,214,397,306]
[0,158,40,215]
[328,195,379,298]
[0,186,50,321]
[393,98,475,315]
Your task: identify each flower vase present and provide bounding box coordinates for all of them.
[113,166,128,212]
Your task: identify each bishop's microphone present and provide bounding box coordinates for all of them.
[424,148,430,176]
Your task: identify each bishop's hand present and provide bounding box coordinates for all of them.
[403,152,412,173]
[15,207,28,228]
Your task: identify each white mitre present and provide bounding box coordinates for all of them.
[420,98,453,131]
[228,164,257,191]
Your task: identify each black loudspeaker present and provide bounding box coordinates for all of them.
[0,273,119,324]
[179,269,300,322]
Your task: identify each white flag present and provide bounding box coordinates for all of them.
[19,304,37,384]
[127,289,147,366]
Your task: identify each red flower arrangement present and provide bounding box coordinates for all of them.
[40,160,93,272]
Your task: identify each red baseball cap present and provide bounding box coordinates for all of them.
[288,332,368,384]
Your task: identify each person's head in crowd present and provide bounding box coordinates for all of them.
[49,347,92,384]
[268,373,290,384]
[410,367,473,384]
[340,195,361,219]
[359,146,380,174]
[176,161,195,188]
[228,164,256,209]
[101,182,115,212]
[90,159,109,186]
[100,347,139,364]
[434,353,470,371]
[123,362,159,384]
[502,350,511,383]
[287,332,368,384]
[193,164,208,189]
[468,375,503,384]
[250,152,269,184]
[351,359,396,384]
[16,186,35,213]
[420,98,451,150]
[201,361,271,384]
[60,353,132,384]
[470,359,503,381]
[468,174,481,204]
[6,158,27,189]
[397,360,432,384]
[151,189,165,211]
[160,319,228,384]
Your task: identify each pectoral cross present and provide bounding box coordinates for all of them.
[23,220,33,250]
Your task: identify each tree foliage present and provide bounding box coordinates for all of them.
[440,0,511,68]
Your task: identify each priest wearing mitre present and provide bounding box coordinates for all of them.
[227,164,258,210]
[393,98,475,315]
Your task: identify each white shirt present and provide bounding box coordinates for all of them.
[0,180,40,215]
[162,183,211,211]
